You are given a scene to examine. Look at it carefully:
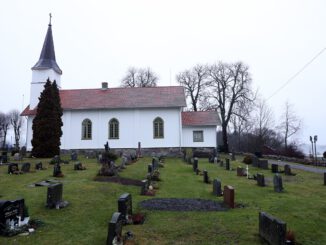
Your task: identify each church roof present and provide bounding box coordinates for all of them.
[31,23,62,74]
[21,86,186,115]
[181,111,220,126]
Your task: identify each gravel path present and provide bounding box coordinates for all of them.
[140,198,227,211]
[269,160,326,174]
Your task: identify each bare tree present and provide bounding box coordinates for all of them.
[121,67,158,87]
[278,101,301,150]
[9,110,23,149]
[0,112,10,149]
[176,64,208,111]
[206,61,255,152]
[253,98,275,151]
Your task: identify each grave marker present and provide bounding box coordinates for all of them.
[140,179,149,195]
[118,193,132,224]
[273,174,283,192]
[193,158,198,172]
[225,159,230,170]
[324,172,326,186]
[271,164,278,173]
[256,173,265,187]
[284,164,292,176]
[71,152,78,161]
[0,199,26,235]
[213,179,222,196]
[35,162,43,170]
[203,170,209,184]
[46,183,69,209]
[1,152,8,163]
[259,212,287,245]
[53,163,63,177]
[148,164,153,174]
[223,185,235,208]
[107,212,123,245]
[8,163,19,174]
[21,163,31,173]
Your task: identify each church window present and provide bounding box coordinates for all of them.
[109,118,119,139]
[153,117,164,138]
[82,119,92,140]
[193,130,204,142]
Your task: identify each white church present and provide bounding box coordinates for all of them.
[22,20,220,153]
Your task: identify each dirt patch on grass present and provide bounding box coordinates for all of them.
[94,176,143,186]
[140,198,228,211]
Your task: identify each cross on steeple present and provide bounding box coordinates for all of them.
[49,13,52,26]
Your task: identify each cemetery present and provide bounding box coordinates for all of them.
[0,152,325,244]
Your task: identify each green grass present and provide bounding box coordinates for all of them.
[0,155,325,244]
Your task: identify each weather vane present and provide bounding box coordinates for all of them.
[49,13,52,25]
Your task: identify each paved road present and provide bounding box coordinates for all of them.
[269,160,326,174]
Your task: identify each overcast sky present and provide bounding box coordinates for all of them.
[1,0,326,146]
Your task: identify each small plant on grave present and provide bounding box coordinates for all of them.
[151,169,160,181]
[242,155,253,165]
[286,229,295,244]
[102,150,118,162]
[132,213,146,225]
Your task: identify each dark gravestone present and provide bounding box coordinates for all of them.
[1,152,8,164]
[35,162,43,170]
[212,179,222,196]
[193,158,198,172]
[259,160,269,169]
[225,159,230,170]
[259,212,286,245]
[223,185,235,208]
[273,174,283,192]
[8,163,19,174]
[271,164,278,173]
[53,164,63,177]
[237,167,245,176]
[257,173,265,187]
[0,199,25,235]
[203,170,209,184]
[46,183,68,209]
[21,163,31,173]
[252,156,259,167]
[148,164,153,174]
[324,172,326,186]
[140,180,149,195]
[74,162,86,170]
[118,193,132,224]
[71,152,78,161]
[284,164,292,176]
[107,212,123,245]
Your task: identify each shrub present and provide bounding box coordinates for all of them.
[103,150,118,161]
[323,151,326,158]
[243,155,253,164]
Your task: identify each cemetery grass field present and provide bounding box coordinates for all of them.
[0,155,325,245]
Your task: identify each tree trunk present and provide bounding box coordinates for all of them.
[222,124,229,153]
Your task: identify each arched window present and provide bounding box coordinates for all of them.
[153,117,164,138]
[82,119,92,140]
[109,118,119,139]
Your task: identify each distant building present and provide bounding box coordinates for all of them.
[22,20,220,153]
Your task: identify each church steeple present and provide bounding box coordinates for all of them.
[32,14,62,74]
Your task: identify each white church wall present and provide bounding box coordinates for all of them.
[60,107,182,149]
[182,126,217,147]
[30,69,61,109]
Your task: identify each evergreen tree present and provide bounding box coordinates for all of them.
[31,79,63,157]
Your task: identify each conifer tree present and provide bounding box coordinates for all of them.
[31,79,63,157]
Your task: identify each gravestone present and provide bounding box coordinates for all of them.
[0,199,26,235]
[120,156,127,169]
[225,159,230,170]
[213,179,222,196]
[259,211,286,245]
[20,146,27,157]
[237,167,245,176]
[118,193,132,224]
[259,160,269,169]
[8,163,19,174]
[107,212,123,245]
[21,163,31,173]
[273,174,283,192]
[284,164,292,176]
[271,164,278,173]
[214,157,218,164]
[223,185,235,208]
[71,152,78,161]
[13,153,21,161]
[53,163,63,177]
[324,172,326,186]
[252,155,259,167]
[140,179,149,195]
[35,162,43,170]
[148,164,153,174]
[203,170,209,184]
[74,162,86,170]
[46,183,69,209]
[152,157,159,170]
[1,152,8,163]
[256,173,265,187]
[193,158,198,172]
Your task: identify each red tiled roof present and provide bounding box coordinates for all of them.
[21,86,186,116]
[182,111,220,126]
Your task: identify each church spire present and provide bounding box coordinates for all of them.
[32,14,62,74]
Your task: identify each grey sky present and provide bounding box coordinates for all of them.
[1,0,325,145]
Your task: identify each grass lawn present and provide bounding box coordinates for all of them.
[0,155,325,245]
